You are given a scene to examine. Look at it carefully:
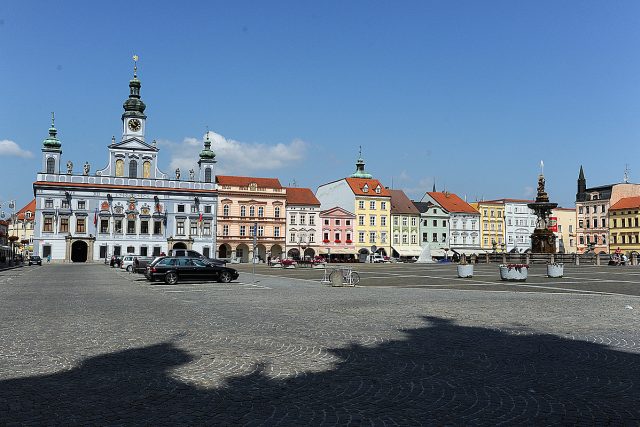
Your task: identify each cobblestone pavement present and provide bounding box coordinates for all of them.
[0,263,638,425]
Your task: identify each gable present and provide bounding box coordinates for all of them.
[109,137,158,152]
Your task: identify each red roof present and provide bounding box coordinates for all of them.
[388,189,420,215]
[286,187,320,206]
[16,199,36,221]
[428,192,479,214]
[216,175,282,189]
[610,196,640,210]
[344,178,390,197]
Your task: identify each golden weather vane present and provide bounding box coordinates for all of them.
[132,54,139,77]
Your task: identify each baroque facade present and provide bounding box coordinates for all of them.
[285,187,321,259]
[33,67,218,262]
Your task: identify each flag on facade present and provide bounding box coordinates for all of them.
[198,212,203,223]
[93,208,98,226]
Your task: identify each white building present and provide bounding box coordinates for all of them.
[285,187,321,259]
[33,66,218,262]
[503,199,536,253]
[421,191,481,256]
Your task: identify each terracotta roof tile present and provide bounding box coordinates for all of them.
[388,189,420,215]
[344,178,390,197]
[216,175,282,189]
[286,187,320,206]
[16,199,36,221]
[610,196,640,210]
[428,192,479,214]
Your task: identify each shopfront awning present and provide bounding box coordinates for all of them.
[319,247,356,255]
[429,249,448,257]
[392,246,423,257]
[452,248,485,256]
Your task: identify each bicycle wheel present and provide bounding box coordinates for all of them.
[329,270,344,286]
[350,272,360,285]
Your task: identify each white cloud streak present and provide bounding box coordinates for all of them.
[0,140,33,158]
[162,131,308,176]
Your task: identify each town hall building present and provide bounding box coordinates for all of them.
[32,64,218,262]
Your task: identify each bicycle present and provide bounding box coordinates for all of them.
[328,267,360,286]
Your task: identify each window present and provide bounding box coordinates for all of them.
[190,223,198,236]
[177,204,185,213]
[129,160,137,178]
[346,220,351,226]
[223,205,229,216]
[204,168,212,183]
[484,238,489,246]
[578,207,583,214]
[369,232,376,243]
[140,246,148,256]
[442,220,447,227]
[579,220,584,228]
[369,215,376,226]
[153,221,162,234]
[375,186,381,194]
[127,246,135,254]
[60,217,69,232]
[290,233,296,243]
[381,202,386,210]
[222,224,228,236]
[335,232,341,241]
[411,217,417,226]
[602,218,606,227]
[358,215,365,226]
[484,222,488,231]
[274,226,280,237]
[127,220,136,234]
[240,206,246,217]
[402,234,408,244]
[100,219,109,234]
[432,233,437,242]
[370,201,376,210]
[43,216,53,232]
[275,207,281,218]
[249,206,255,217]
[290,215,296,225]
[585,206,590,214]
[177,220,185,235]
[381,232,387,243]
[258,207,264,217]
[358,232,365,243]
[602,234,606,245]
[402,217,408,226]
[345,233,351,242]
[381,216,386,227]
[324,232,329,241]
[300,214,306,225]
[324,219,330,225]
[203,221,211,235]
[257,226,264,237]
[579,235,584,245]
[335,219,341,226]
[393,234,399,244]
[139,220,148,234]
[204,205,211,214]
[394,217,399,226]
[309,215,315,226]
[76,218,86,233]
[45,199,54,208]
[240,225,246,236]
[569,239,574,247]
[115,220,123,234]
[601,205,605,213]
[363,184,369,193]
[593,219,598,228]
[191,205,198,213]
[442,233,447,242]
[46,157,55,174]
[61,200,69,209]
[115,159,124,177]
[359,200,365,209]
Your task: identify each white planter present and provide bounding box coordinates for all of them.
[499,265,528,282]
[547,263,564,278]
[457,264,474,278]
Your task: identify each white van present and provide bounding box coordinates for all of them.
[368,253,385,263]
[121,255,137,272]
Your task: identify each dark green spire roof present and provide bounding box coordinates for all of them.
[42,112,61,149]
[199,132,216,160]
[122,60,146,119]
[350,146,372,179]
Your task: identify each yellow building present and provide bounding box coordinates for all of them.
[608,196,640,255]
[8,199,36,257]
[316,155,391,261]
[551,208,577,254]
[470,201,505,251]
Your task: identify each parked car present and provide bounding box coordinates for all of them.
[132,256,155,273]
[368,253,387,263]
[145,256,239,285]
[120,255,138,272]
[110,256,122,268]
[170,248,226,266]
[28,255,42,266]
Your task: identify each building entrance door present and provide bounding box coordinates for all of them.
[71,240,88,262]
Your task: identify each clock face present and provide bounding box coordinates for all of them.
[128,119,141,132]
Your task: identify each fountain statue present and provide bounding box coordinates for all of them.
[416,244,435,263]
[527,163,558,253]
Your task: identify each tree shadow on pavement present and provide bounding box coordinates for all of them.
[1,316,638,425]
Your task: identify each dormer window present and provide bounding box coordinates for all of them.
[363,184,369,193]
[26,211,32,219]
[375,185,381,194]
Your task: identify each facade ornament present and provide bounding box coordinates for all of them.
[83,162,90,176]
[66,160,73,175]
[189,169,195,181]
[175,168,181,180]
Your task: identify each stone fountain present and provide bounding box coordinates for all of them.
[527,171,557,253]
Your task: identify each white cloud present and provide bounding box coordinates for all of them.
[163,131,308,176]
[0,140,33,158]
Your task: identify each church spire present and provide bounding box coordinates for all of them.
[350,146,373,179]
[42,112,61,149]
[199,131,216,160]
[122,55,146,120]
[577,165,587,202]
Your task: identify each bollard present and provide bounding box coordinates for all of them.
[485,253,490,264]
[632,253,638,266]
[596,253,600,266]
[550,253,555,264]
[575,253,580,266]
[525,253,530,265]
[502,253,507,264]
[471,254,477,264]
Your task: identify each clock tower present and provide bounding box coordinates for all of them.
[121,57,147,142]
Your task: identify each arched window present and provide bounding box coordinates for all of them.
[204,168,212,183]
[129,160,137,178]
[249,206,255,217]
[143,161,151,178]
[115,159,124,177]
[240,206,246,217]
[46,157,55,174]
[274,206,280,218]
[258,207,264,217]
[223,205,229,217]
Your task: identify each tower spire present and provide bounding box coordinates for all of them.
[350,147,372,179]
[133,54,139,78]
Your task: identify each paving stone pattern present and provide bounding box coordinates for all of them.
[0,264,638,425]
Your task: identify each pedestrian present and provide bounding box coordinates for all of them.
[133,257,139,273]
[47,254,51,263]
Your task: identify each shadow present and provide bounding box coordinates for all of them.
[2,318,639,424]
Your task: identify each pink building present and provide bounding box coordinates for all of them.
[319,207,356,261]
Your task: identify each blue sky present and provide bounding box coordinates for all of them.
[2,1,640,212]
